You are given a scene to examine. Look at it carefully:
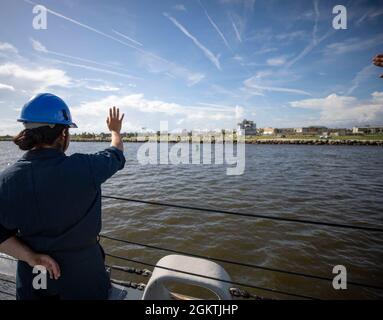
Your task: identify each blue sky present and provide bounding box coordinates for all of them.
[0,0,382,134]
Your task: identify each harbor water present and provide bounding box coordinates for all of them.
[1,141,382,299]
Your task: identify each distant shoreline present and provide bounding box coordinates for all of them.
[1,137,383,146]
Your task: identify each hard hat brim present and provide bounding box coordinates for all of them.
[18,119,78,129]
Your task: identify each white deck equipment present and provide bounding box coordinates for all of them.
[142,254,232,300]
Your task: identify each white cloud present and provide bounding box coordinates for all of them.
[0,42,18,54]
[235,105,245,120]
[71,94,238,131]
[372,91,383,101]
[173,4,186,11]
[253,47,278,55]
[324,35,383,56]
[290,94,356,110]
[73,94,234,117]
[0,83,15,91]
[164,13,221,70]
[0,119,23,136]
[275,31,307,41]
[0,63,71,93]
[266,56,287,66]
[136,53,205,86]
[30,38,47,53]
[186,73,205,86]
[290,92,383,125]
[252,70,273,79]
[209,84,241,98]
[85,85,120,92]
[0,63,69,85]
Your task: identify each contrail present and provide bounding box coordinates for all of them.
[285,29,334,69]
[112,30,143,47]
[24,0,170,65]
[30,38,141,79]
[251,84,311,96]
[198,0,231,50]
[164,12,221,70]
[244,79,311,96]
[347,64,374,95]
[231,18,242,43]
[312,0,320,45]
[24,0,141,51]
[197,102,236,112]
[284,0,336,69]
[23,0,203,84]
[50,58,140,80]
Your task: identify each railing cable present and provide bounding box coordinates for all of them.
[105,252,318,300]
[102,195,383,233]
[0,289,15,298]
[0,277,16,285]
[100,234,383,291]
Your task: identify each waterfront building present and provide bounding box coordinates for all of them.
[327,128,351,136]
[275,128,295,135]
[262,127,275,135]
[263,127,296,136]
[294,127,308,134]
[237,119,257,136]
[352,126,383,134]
[294,126,328,135]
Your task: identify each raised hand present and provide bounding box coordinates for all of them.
[372,54,383,78]
[107,106,124,133]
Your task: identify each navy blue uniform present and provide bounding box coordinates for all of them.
[0,147,125,299]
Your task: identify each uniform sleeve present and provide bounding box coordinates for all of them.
[0,180,18,244]
[0,224,17,244]
[88,147,126,186]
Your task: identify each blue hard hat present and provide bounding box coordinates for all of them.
[18,93,77,128]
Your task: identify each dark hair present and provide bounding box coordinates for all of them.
[13,124,68,151]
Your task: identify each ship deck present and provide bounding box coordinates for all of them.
[0,274,16,300]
